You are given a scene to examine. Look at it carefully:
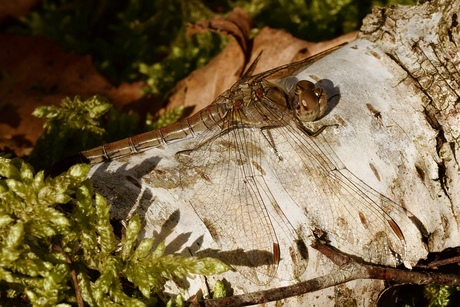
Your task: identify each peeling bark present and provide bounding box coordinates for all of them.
[358,0,460,253]
[88,1,460,305]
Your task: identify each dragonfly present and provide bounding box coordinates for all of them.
[55,43,422,284]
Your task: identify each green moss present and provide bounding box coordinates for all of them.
[28,96,112,170]
[0,157,230,306]
[212,280,227,299]
[145,106,184,131]
[424,284,460,307]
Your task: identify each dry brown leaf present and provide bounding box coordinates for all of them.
[0,33,145,157]
[166,38,246,114]
[168,8,256,116]
[0,0,38,23]
[188,7,253,54]
[166,27,357,114]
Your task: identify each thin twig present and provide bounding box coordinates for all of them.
[197,241,460,307]
[53,244,84,307]
[423,255,460,269]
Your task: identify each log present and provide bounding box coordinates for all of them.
[88,0,460,305]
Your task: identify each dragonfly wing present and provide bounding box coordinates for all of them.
[176,122,306,284]
[257,109,421,266]
[249,43,347,83]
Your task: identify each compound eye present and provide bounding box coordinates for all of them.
[296,87,320,122]
[294,80,327,122]
[295,80,316,94]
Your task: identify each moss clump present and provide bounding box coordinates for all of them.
[0,157,230,306]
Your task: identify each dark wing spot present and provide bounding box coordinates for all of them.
[370,50,381,59]
[296,239,308,260]
[369,163,381,181]
[273,243,280,264]
[194,167,212,183]
[251,160,266,176]
[203,218,219,241]
[359,211,368,228]
[415,164,425,181]
[366,103,381,118]
[387,219,405,242]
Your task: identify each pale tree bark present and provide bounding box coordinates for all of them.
[88,0,460,305]
[356,0,460,257]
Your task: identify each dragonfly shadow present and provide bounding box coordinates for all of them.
[153,209,182,247]
[149,210,278,285]
[195,248,276,268]
[91,154,162,181]
[317,78,341,118]
[151,209,197,257]
[90,155,162,225]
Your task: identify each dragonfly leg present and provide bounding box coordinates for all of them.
[297,122,339,137]
[260,127,284,161]
[175,125,252,159]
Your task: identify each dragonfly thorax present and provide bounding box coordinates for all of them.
[255,81,290,109]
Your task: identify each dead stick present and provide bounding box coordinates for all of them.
[198,241,460,307]
[52,245,84,307]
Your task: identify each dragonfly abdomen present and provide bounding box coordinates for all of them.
[79,103,229,164]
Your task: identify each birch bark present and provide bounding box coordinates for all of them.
[88,0,460,305]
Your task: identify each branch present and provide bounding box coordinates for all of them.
[196,242,460,307]
[52,244,84,307]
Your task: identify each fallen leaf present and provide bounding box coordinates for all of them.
[0,0,38,23]
[0,33,146,157]
[188,7,253,54]
[167,26,357,114]
[166,38,246,116]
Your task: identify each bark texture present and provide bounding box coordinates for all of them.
[358,0,460,254]
[88,1,460,305]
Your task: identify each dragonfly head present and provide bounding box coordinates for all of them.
[293,80,327,122]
